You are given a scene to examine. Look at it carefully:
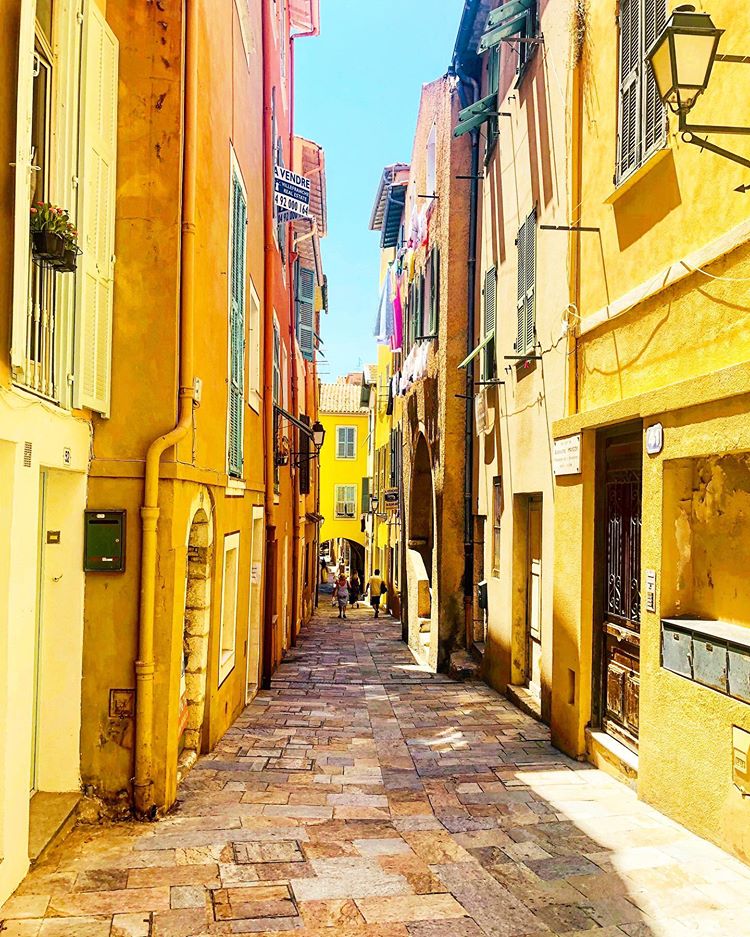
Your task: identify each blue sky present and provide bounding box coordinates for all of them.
[294,0,463,379]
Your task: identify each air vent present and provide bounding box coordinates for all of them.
[23,441,32,467]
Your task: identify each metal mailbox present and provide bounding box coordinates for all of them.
[662,624,693,679]
[692,636,729,693]
[728,644,750,704]
[84,510,126,572]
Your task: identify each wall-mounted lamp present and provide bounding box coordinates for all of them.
[647,5,750,172]
[289,420,326,468]
[274,405,326,468]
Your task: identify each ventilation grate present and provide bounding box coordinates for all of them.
[23,441,32,468]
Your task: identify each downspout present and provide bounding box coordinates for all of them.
[456,65,480,650]
[261,0,278,689]
[134,0,197,818]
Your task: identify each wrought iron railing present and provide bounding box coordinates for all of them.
[19,259,59,402]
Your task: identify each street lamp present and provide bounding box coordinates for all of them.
[647,5,723,114]
[647,5,750,176]
[311,420,326,450]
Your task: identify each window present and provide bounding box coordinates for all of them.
[228,159,247,478]
[272,316,281,406]
[515,208,537,357]
[426,123,437,197]
[335,485,357,519]
[492,477,502,577]
[219,532,240,685]
[483,266,497,380]
[336,426,356,460]
[617,0,667,183]
[295,262,315,361]
[12,2,118,414]
[248,279,261,411]
[477,0,538,84]
[428,248,440,336]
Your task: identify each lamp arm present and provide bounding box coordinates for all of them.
[679,107,750,138]
[680,129,750,171]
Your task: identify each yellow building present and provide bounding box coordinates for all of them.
[452,0,570,718]
[0,0,120,903]
[550,0,750,863]
[319,379,369,573]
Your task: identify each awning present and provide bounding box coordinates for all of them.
[454,91,498,137]
[458,329,494,369]
[480,0,534,52]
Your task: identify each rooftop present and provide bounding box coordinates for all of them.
[319,380,370,414]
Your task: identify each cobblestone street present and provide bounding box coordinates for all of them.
[2,606,749,937]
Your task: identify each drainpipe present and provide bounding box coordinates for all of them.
[261,0,278,689]
[456,65,480,650]
[134,0,197,818]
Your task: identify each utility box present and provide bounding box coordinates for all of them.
[733,726,750,797]
[84,510,126,572]
[477,580,488,612]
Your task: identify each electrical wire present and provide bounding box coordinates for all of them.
[680,260,750,283]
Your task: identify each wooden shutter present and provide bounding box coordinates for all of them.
[483,266,497,379]
[10,0,36,374]
[643,0,667,159]
[361,476,370,513]
[429,248,440,334]
[523,208,537,355]
[74,3,119,415]
[228,174,247,478]
[299,414,310,495]
[516,211,536,355]
[296,263,315,361]
[617,0,641,182]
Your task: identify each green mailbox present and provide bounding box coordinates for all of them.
[84,510,126,572]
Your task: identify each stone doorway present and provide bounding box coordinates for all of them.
[178,507,213,776]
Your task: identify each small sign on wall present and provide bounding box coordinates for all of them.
[553,434,581,476]
[646,422,664,455]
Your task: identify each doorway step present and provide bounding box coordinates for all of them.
[28,792,80,864]
[585,727,638,790]
[506,684,542,723]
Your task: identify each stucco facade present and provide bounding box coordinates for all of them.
[549,0,750,863]
[397,78,472,671]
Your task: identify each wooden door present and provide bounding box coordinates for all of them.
[599,432,642,749]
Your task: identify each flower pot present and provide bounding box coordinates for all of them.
[56,247,78,273]
[32,231,65,261]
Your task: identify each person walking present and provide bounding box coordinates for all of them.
[348,570,361,609]
[365,568,386,618]
[334,573,349,619]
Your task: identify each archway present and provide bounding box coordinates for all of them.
[409,433,434,578]
[179,507,213,771]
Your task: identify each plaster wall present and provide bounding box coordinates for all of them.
[476,0,570,719]
[401,77,471,669]
[549,0,750,863]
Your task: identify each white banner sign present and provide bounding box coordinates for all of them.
[553,433,582,476]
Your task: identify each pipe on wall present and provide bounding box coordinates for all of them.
[134,0,197,818]
[261,0,278,689]
[456,66,480,649]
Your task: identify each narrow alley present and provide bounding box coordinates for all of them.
[2,607,749,937]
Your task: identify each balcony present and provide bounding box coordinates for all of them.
[16,259,61,403]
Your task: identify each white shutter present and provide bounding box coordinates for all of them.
[74,2,118,415]
[617,0,641,182]
[10,0,37,374]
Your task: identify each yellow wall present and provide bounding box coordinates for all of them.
[551,0,750,864]
[319,408,369,550]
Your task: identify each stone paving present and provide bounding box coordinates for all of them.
[2,606,750,937]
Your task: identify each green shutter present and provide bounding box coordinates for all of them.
[483,267,497,379]
[429,248,440,334]
[515,209,536,356]
[486,0,534,29]
[454,91,498,137]
[229,173,246,477]
[361,476,370,514]
[296,263,315,361]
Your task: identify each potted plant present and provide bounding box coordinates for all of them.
[30,202,67,263]
[57,220,81,273]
